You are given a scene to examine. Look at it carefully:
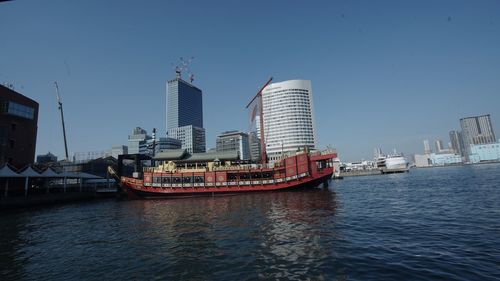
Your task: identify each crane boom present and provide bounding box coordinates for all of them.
[54,81,69,161]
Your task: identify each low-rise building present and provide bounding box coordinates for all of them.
[0,85,39,169]
[111,145,128,159]
[128,127,150,154]
[216,130,250,160]
[36,152,58,165]
[142,137,182,156]
[469,141,500,163]
[429,153,463,166]
[414,154,431,167]
[168,125,206,154]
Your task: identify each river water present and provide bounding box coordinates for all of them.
[1,164,500,280]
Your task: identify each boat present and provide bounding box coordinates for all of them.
[374,148,409,174]
[385,154,408,170]
[114,78,337,199]
[331,156,343,179]
[116,150,336,199]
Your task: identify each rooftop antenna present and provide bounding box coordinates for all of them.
[175,65,181,79]
[54,82,69,161]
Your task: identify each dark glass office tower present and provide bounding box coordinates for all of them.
[166,78,203,130]
[166,77,206,153]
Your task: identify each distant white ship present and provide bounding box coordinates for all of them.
[385,154,409,170]
[374,148,409,173]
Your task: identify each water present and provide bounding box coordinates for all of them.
[1,164,500,280]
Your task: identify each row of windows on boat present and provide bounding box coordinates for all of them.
[150,172,275,183]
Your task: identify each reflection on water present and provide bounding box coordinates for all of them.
[0,188,341,280]
[131,189,341,280]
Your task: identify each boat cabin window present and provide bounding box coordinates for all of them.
[317,160,326,171]
[262,172,272,178]
[252,173,261,179]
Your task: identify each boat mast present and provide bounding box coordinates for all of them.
[246,77,273,165]
[54,82,69,161]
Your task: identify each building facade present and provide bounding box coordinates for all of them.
[141,137,182,156]
[248,131,261,163]
[128,127,151,154]
[460,114,496,159]
[216,131,250,160]
[260,79,316,162]
[0,85,39,168]
[36,152,57,165]
[111,145,128,159]
[429,153,463,166]
[449,130,464,156]
[435,139,444,153]
[168,125,205,154]
[469,141,500,163]
[414,154,431,167]
[166,77,206,153]
[423,139,431,154]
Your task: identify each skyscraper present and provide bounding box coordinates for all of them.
[449,130,464,156]
[166,75,206,153]
[460,114,496,158]
[166,77,203,130]
[260,79,316,162]
[423,139,431,154]
[435,139,444,153]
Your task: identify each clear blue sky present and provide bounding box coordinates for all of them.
[1,0,499,162]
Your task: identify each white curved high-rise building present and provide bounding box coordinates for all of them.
[260,79,316,162]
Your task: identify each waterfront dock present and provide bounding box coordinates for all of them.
[381,167,409,174]
[339,168,409,177]
[0,164,118,209]
[340,169,382,177]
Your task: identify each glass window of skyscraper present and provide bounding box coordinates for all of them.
[167,79,203,130]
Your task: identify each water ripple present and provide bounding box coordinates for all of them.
[1,164,500,280]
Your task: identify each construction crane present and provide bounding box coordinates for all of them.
[173,57,195,83]
[54,82,69,161]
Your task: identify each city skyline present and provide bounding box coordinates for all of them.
[1,1,500,162]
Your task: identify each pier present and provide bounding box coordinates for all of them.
[0,164,116,210]
[339,168,408,178]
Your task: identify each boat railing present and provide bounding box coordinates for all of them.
[143,164,273,173]
[321,148,337,155]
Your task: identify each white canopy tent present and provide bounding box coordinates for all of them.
[40,167,60,177]
[19,166,42,196]
[0,165,24,197]
[0,165,105,196]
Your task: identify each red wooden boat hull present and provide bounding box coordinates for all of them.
[119,152,336,199]
[121,171,332,199]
